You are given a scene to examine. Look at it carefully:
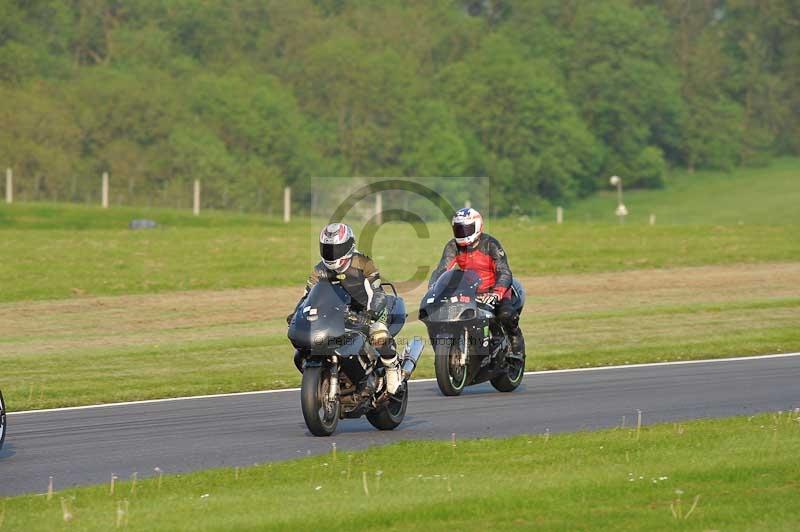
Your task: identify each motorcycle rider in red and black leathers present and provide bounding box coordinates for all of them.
[429,208,525,358]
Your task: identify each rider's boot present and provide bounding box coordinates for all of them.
[371,321,401,394]
[382,353,402,394]
[509,327,525,359]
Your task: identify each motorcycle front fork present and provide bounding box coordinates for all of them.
[458,328,469,366]
[328,355,339,402]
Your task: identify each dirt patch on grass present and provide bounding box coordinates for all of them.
[2,262,798,357]
[520,261,800,315]
[0,286,299,356]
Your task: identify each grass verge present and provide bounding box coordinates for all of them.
[2,412,799,530]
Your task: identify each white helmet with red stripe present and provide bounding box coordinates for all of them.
[452,208,483,247]
[320,223,356,272]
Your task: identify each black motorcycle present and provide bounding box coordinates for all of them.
[419,269,525,396]
[288,280,423,436]
[0,389,6,450]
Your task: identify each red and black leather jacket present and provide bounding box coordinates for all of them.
[429,233,513,297]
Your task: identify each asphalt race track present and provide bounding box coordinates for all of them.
[2,353,798,497]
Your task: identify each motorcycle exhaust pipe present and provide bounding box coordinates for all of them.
[401,337,425,380]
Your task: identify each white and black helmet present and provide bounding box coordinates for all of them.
[319,223,356,272]
[452,207,483,247]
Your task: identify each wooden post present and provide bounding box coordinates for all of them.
[375,192,382,225]
[5,168,12,204]
[556,206,563,224]
[283,186,291,223]
[193,179,200,216]
[101,172,109,208]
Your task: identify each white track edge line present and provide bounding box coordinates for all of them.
[9,351,799,416]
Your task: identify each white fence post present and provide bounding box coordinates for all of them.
[193,180,200,216]
[5,168,12,204]
[649,213,656,225]
[464,200,471,209]
[102,172,109,208]
[375,192,382,225]
[283,186,291,223]
[556,206,563,224]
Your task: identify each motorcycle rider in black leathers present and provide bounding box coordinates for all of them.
[429,208,525,358]
[288,223,403,394]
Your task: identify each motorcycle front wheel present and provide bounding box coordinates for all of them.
[490,354,525,392]
[434,339,467,396]
[301,366,340,436]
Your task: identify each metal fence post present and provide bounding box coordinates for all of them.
[102,172,109,208]
[5,168,12,204]
[193,180,200,216]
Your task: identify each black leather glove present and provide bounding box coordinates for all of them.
[286,312,295,325]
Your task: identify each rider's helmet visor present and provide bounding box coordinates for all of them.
[452,222,476,239]
[320,240,354,261]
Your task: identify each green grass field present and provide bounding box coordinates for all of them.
[1,217,798,302]
[3,158,798,231]
[0,202,268,230]
[543,157,800,225]
[2,413,799,530]
[0,159,798,410]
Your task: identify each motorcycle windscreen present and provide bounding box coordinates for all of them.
[429,269,481,299]
[288,280,350,352]
[419,269,481,322]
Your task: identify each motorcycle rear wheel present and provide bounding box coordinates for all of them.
[366,382,408,430]
[434,341,467,396]
[301,366,340,436]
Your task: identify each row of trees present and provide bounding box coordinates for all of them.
[0,0,797,214]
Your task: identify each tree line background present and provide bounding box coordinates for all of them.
[0,0,797,215]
